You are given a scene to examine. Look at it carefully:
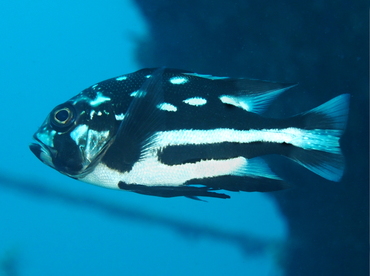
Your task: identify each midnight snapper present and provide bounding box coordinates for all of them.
[30,68,350,199]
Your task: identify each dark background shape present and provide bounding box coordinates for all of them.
[133,0,369,275]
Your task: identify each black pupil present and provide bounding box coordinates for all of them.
[56,109,69,122]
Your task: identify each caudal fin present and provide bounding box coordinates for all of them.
[289,94,350,181]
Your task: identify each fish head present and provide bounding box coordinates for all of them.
[30,90,119,178]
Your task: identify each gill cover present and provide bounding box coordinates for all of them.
[31,95,117,177]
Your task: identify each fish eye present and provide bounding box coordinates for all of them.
[50,104,76,131]
[55,108,70,123]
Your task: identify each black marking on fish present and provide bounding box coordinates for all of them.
[185,175,289,193]
[118,181,230,199]
[158,142,293,166]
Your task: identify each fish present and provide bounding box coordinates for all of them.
[30,68,350,199]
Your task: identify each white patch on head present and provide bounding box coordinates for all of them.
[92,84,98,89]
[70,124,88,145]
[183,72,229,80]
[115,113,125,121]
[116,76,127,81]
[157,102,177,112]
[130,90,146,98]
[36,130,56,147]
[90,110,95,120]
[169,76,188,85]
[69,125,111,168]
[73,95,90,105]
[84,129,110,162]
[145,75,151,78]
[90,92,111,107]
[183,97,207,106]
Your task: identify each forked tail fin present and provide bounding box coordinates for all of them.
[289,94,350,181]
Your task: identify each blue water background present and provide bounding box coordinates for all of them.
[0,1,287,275]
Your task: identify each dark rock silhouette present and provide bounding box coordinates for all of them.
[133,1,369,275]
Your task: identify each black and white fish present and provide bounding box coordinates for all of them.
[30,68,349,199]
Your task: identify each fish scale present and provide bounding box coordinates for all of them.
[30,67,350,199]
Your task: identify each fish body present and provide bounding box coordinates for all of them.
[30,68,349,199]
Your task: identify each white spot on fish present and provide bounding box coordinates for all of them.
[73,95,90,105]
[97,111,102,116]
[130,90,146,98]
[92,84,98,89]
[169,76,188,85]
[130,91,139,97]
[116,76,127,81]
[219,95,250,111]
[90,110,95,120]
[183,72,229,80]
[219,86,292,114]
[157,103,177,112]
[115,113,125,121]
[70,125,88,145]
[183,97,207,106]
[145,75,151,78]
[90,92,111,107]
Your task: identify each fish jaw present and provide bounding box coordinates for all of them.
[29,138,55,169]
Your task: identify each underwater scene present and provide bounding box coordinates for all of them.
[0,0,368,275]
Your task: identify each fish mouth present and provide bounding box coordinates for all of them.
[30,135,92,177]
[29,137,56,168]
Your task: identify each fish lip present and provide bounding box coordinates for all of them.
[29,142,42,157]
[29,135,56,167]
